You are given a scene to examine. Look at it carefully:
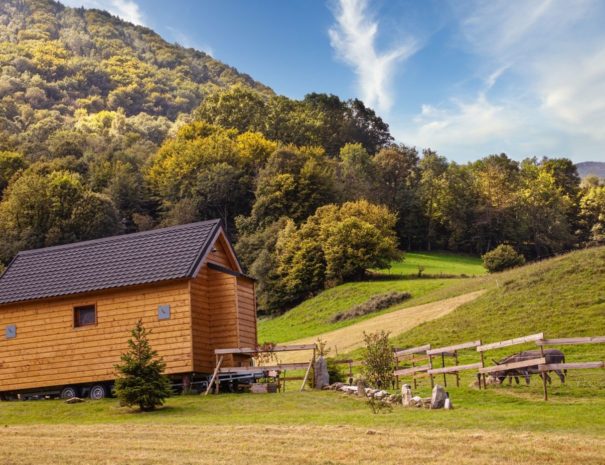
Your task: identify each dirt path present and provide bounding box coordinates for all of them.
[276,290,485,362]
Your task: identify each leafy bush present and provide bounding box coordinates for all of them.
[330,291,411,322]
[482,244,526,273]
[362,331,395,388]
[114,320,172,411]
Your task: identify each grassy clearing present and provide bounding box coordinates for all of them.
[259,251,485,343]
[382,251,486,277]
[391,247,605,360]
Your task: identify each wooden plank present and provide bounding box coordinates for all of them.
[300,358,314,392]
[428,362,483,375]
[394,344,431,357]
[394,364,431,376]
[427,340,482,355]
[477,333,544,352]
[219,363,310,373]
[539,361,604,371]
[204,356,224,395]
[479,357,546,374]
[214,344,316,355]
[537,337,605,346]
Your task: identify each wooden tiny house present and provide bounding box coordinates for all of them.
[0,220,257,398]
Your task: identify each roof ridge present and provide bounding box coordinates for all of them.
[18,219,221,257]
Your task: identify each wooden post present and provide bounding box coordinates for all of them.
[540,345,548,401]
[412,354,417,390]
[441,352,447,387]
[428,353,434,388]
[454,352,458,386]
[479,351,486,390]
[205,355,224,396]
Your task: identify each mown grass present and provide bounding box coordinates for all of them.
[259,252,485,343]
[0,387,603,434]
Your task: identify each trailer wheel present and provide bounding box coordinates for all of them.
[89,384,107,400]
[60,386,78,399]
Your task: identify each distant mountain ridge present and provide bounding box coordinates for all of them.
[576,162,605,179]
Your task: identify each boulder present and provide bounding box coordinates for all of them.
[430,384,447,409]
[314,356,330,390]
[64,397,84,404]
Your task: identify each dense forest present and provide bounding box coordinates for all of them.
[0,0,604,313]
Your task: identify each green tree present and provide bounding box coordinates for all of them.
[114,320,172,412]
[516,160,574,257]
[578,183,605,245]
[0,151,26,195]
[362,331,395,388]
[418,149,448,250]
[372,144,422,248]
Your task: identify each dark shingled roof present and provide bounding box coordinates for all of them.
[0,220,222,305]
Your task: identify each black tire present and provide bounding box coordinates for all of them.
[60,386,78,399]
[89,384,107,400]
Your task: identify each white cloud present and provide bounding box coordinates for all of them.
[399,0,605,161]
[328,0,417,113]
[401,93,525,154]
[59,0,145,26]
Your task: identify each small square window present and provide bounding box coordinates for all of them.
[74,305,96,328]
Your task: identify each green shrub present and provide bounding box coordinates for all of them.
[362,331,395,388]
[482,244,526,273]
[330,291,411,322]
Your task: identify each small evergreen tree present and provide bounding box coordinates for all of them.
[114,320,172,411]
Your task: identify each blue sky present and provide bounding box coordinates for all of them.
[59,0,605,163]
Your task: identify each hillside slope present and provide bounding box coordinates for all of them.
[392,247,605,354]
[577,161,605,179]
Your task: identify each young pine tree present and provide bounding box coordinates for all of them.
[114,320,172,411]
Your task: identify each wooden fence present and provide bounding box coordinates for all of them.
[394,332,605,400]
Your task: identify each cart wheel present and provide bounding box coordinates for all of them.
[60,386,78,399]
[89,384,107,400]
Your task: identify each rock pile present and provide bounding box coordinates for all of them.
[323,382,453,409]
[323,383,402,404]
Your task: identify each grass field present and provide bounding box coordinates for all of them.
[1,387,604,464]
[3,249,604,464]
[381,251,486,277]
[259,251,485,343]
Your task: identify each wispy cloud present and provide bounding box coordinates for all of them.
[59,0,145,26]
[400,0,605,161]
[328,0,417,113]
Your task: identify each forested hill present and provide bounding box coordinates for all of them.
[0,0,271,155]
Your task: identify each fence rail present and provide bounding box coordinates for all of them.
[393,332,605,401]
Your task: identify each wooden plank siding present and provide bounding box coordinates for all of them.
[189,235,256,372]
[0,281,193,392]
[0,229,257,393]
